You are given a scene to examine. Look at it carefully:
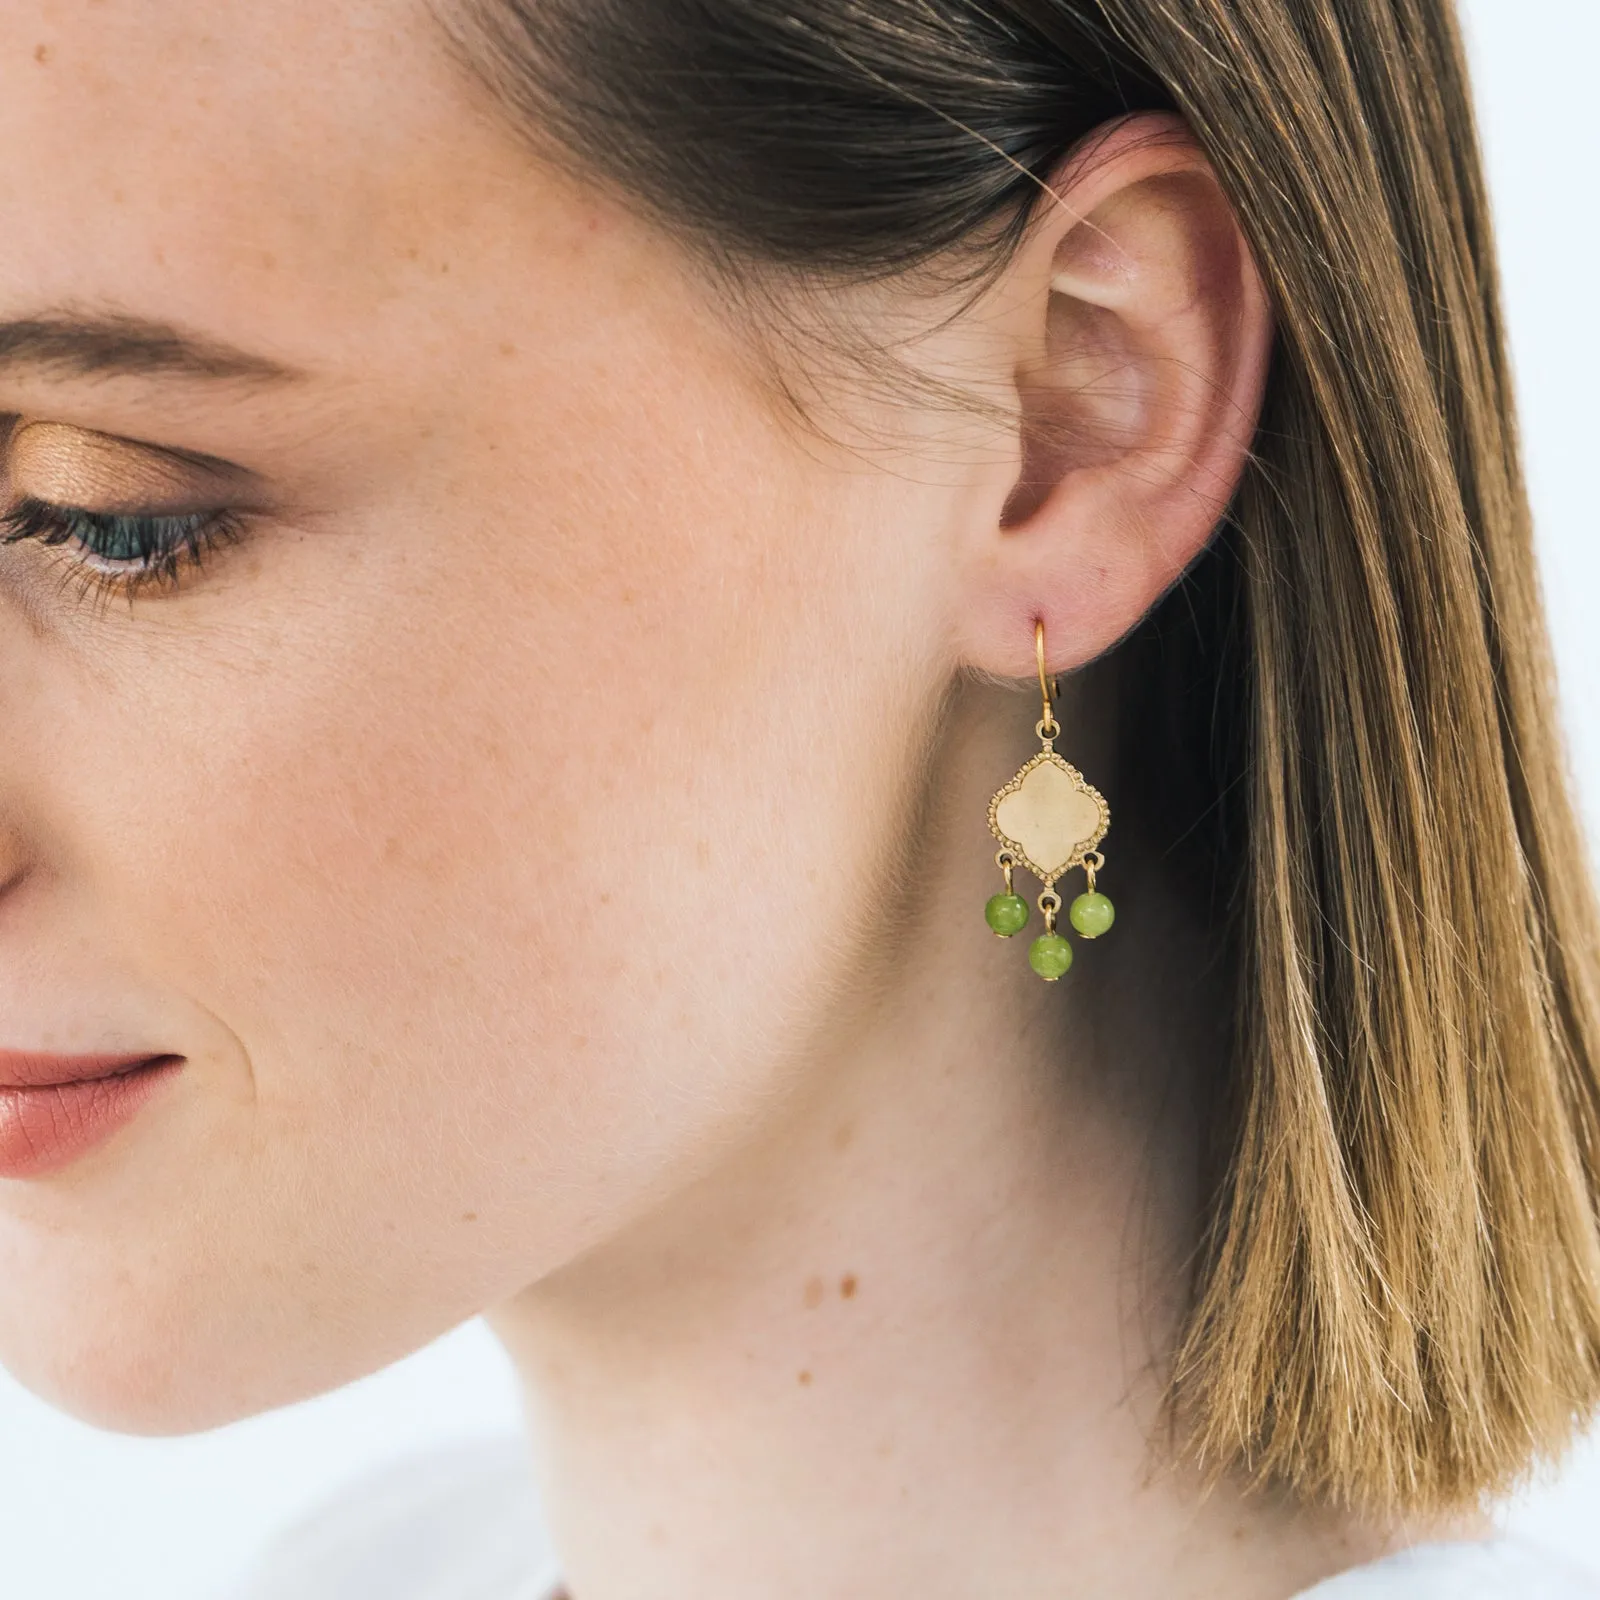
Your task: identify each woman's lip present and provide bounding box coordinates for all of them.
[0,1048,173,1089]
[0,1055,183,1179]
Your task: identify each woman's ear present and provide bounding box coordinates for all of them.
[954,112,1273,679]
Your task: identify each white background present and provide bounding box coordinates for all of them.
[3,4,1600,1595]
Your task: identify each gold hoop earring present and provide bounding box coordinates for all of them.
[983,618,1114,980]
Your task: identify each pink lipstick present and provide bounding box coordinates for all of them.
[0,1050,182,1179]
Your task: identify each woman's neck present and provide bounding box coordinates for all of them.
[486,681,1441,1600]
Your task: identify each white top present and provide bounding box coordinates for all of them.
[222,1435,1600,1599]
[226,1438,564,1600]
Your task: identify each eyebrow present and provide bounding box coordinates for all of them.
[0,312,302,385]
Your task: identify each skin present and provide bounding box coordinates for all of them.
[0,3,1472,1596]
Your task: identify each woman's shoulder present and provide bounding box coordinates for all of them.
[221,1434,560,1600]
[222,1446,1600,1600]
[1298,1538,1600,1598]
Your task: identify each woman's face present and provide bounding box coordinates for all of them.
[0,1,988,1428]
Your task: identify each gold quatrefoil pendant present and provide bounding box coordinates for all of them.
[987,749,1109,889]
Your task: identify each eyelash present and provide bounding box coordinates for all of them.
[0,495,246,604]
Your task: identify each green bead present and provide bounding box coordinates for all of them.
[1028,932,1074,981]
[984,892,1029,937]
[1069,892,1115,939]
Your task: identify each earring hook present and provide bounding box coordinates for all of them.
[1035,618,1059,739]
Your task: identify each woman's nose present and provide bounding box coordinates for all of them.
[0,821,31,904]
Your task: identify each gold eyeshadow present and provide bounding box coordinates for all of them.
[6,421,240,511]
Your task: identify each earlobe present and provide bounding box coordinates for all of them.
[956,112,1274,679]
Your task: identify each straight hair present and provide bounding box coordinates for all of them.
[442,0,1600,1516]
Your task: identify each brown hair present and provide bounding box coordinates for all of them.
[442,0,1600,1516]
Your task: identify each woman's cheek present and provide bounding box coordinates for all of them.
[0,385,933,1433]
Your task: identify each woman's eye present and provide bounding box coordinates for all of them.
[0,494,246,602]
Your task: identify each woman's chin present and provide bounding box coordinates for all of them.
[0,1326,263,1437]
[0,1286,383,1437]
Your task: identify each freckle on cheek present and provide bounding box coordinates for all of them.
[840,1274,858,1299]
[802,1276,825,1309]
